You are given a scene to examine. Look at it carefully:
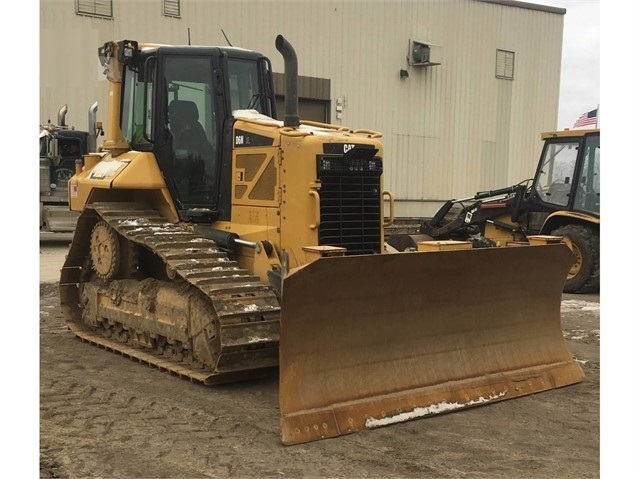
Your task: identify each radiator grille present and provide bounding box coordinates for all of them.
[316,155,382,255]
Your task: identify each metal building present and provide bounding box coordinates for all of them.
[40,0,566,217]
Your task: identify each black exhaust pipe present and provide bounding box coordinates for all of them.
[275,34,300,128]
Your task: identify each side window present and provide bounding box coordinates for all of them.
[574,136,600,214]
[40,135,48,157]
[122,61,154,148]
[228,60,264,113]
[534,141,579,207]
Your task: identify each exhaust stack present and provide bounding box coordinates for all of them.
[275,35,300,128]
[57,104,68,128]
[88,101,99,153]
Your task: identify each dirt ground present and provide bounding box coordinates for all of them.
[38,242,600,478]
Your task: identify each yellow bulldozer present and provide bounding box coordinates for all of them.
[60,36,584,445]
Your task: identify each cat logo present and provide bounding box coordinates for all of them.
[344,143,355,153]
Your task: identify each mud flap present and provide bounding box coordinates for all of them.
[279,243,584,445]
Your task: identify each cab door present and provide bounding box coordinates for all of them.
[154,49,223,221]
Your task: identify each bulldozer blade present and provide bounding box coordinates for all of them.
[279,243,584,445]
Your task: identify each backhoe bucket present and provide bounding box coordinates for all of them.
[279,243,584,445]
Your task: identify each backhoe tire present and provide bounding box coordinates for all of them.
[551,224,599,294]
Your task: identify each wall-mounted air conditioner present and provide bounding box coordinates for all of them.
[408,40,442,67]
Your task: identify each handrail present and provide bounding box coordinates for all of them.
[382,190,395,227]
[309,190,321,229]
[351,129,383,138]
[300,119,350,132]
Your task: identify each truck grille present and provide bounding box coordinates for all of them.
[316,154,383,255]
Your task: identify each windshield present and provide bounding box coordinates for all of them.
[534,141,579,207]
[533,135,600,215]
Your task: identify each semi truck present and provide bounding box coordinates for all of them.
[40,103,101,239]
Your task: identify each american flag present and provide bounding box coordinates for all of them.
[573,108,598,128]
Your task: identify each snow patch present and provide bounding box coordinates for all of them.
[118,219,150,226]
[561,299,600,312]
[125,226,180,234]
[233,109,281,124]
[232,109,378,138]
[365,390,507,429]
[248,336,271,343]
[563,328,599,341]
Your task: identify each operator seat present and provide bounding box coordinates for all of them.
[546,181,571,206]
[168,100,210,153]
[168,100,212,202]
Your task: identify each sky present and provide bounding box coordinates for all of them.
[540,0,600,129]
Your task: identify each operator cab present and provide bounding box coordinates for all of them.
[528,130,600,226]
[112,41,276,222]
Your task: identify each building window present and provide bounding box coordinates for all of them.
[496,49,515,80]
[76,0,113,18]
[163,0,181,18]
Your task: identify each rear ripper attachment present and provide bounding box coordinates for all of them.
[279,242,584,444]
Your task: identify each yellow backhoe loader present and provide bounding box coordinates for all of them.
[387,129,600,294]
[60,36,584,445]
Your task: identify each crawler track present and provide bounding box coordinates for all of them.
[60,202,281,385]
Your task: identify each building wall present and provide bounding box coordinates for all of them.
[40,0,565,217]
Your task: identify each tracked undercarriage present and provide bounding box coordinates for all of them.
[60,202,281,385]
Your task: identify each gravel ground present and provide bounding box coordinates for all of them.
[30,242,607,478]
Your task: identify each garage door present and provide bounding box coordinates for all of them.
[272,73,331,123]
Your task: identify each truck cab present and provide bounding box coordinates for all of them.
[39,126,89,233]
